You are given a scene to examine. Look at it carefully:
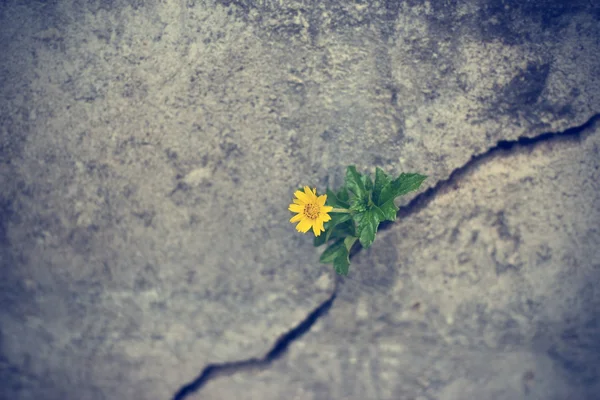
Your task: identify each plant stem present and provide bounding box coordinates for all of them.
[330,207,351,213]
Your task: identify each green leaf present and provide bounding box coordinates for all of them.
[378,200,399,222]
[336,186,350,204]
[378,173,428,205]
[349,196,368,213]
[319,239,346,264]
[326,188,350,209]
[344,236,358,251]
[340,219,356,237]
[345,166,368,201]
[326,218,354,241]
[376,173,426,223]
[319,236,358,276]
[323,214,352,243]
[353,208,382,248]
[333,252,350,276]
[330,236,357,276]
[337,212,353,224]
[313,219,355,247]
[362,173,374,194]
[327,211,352,228]
[372,167,391,205]
[372,204,386,221]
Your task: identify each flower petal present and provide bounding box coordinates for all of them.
[317,195,327,206]
[294,190,310,203]
[321,213,332,222]
[296,219,312,233]
[288,204,304,213]
[312,223,321,236]
[303,186,316,201]
[316,219,325,233]
[321,205,333,213]
[290,213,303,223]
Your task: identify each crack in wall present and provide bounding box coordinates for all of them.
[171,112,600,400]
[172,289,338,400]
[357,112,600,249]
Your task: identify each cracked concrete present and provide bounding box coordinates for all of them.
[174,288,337,399]
[192,114,600,400]
[0,0,599,399]
[179,113,600,400]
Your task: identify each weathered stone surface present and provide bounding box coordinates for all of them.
[0,0,598,399]
[196,117,600,400]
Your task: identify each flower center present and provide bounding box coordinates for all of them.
[304,203,320,220]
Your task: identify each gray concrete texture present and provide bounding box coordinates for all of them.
[0,0,598,399]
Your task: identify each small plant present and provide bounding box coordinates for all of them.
[288,166,427,276]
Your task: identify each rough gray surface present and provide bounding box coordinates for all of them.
[0,0,599,399]
[196,118,600,400]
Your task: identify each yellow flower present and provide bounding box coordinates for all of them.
[288,186,334,237]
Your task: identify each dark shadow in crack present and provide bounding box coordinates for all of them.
[172,291,337,400]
